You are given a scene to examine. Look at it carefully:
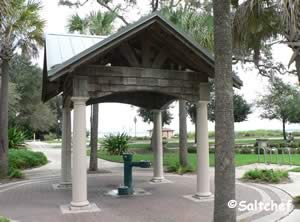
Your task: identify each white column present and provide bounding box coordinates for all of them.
[195,101,211,197]
[151,110,164,182]
[70,97,89,208]
[61,107,72,185]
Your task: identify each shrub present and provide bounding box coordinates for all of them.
[239,148,253,154]
[188,146,196,153]
[167,162,194,175]
[8,169,24,179]
[102,133,130,155]
[293,196,300,209]
[0,217,10,222]
[8,127,26,149]
[8,149,48,170]
[243,169,289,183]
[44,132,57,141]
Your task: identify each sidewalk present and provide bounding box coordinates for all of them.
[0,142,298,222]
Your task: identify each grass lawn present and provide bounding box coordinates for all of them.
[97,150,300,171]
[125,138,300,149]
[290,167,300,172]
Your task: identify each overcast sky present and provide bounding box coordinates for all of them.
[37,0,300,136]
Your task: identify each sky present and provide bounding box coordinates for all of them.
[36,0,300,136]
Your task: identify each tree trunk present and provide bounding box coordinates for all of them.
[89,104,99,171]
[0,60,9,177]
[179,100,188,167]
[89,105,92,147]
[295,55,300,85]
[213,0,236,221]
[282,119,287,141]
[194,120,197,144]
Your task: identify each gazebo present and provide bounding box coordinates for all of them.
[42,12,242,212]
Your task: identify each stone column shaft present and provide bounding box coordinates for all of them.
[152,110,164,182]
[195,101,211,197]
[71,97,89,208]
[61,107,72,185]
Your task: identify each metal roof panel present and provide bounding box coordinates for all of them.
[45,33,106,72]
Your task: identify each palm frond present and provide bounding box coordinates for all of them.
[161,7,214,52]
[67,10,116,36]
[280,0,300,68]
[0,0,45,59]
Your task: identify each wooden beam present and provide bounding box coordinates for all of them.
[120,42,140,67]
[75,65,208,82]
[142,32,152,67]
[152,49,168,69]
[72,77,88,97]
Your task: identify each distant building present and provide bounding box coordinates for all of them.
[148,128,174,139]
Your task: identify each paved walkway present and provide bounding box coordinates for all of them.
[0,142,298,222]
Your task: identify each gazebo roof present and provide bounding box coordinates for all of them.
[42,12,242,103]
[45,33,106,73]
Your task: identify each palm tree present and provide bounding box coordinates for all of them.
[67,11,116,35]
[280,0,300,83]
[161,7,214,51]
[161,7,214,165]
[179,100,188,167]
[0,0,45,177]
[67,10,116,171]
[233,0,300,83]
[213,0,236,221]
[232,0,281,65]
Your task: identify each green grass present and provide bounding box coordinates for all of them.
[97,150,300,171]
[128,143,150,149]
[126,138,300,150]
[0,216,10,222]
[242,169,289,183]
[290,167,300,172]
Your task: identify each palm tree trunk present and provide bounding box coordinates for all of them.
[295,55,300,84]
[0,60,9,177]
[213,0,236,221]
[194,120,197,144]
[179,100,188,167]
[282,119,287,141]
[89,104,99,171]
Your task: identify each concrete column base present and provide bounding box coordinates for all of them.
[183,194,214,203]
[193,192,213,199]
[52,183,72,190]
[150,177,172,184]
[70,200,90,208]
[60,203,100,214]
[150,177,164,183]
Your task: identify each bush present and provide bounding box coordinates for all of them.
[8,169,24,179]
[188,146,196,153]
[102,133,130,155]
[167,162,194,175]
[237,148,253,154]
[8,149,48,171]
[0,217,10,222]
[8,127,26,149]
[293,196,300,209]
[44,132,57,141]
[243,169,289,183]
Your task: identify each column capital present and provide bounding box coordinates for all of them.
[62,106,72,111]
[196,100,209,106]
[71,97,89,104]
